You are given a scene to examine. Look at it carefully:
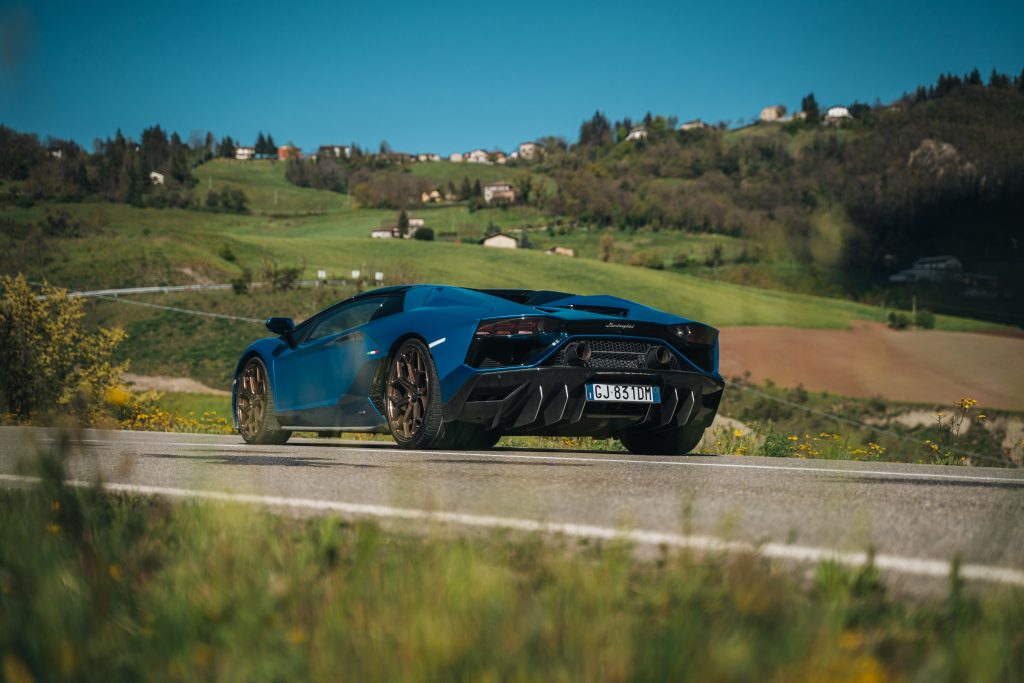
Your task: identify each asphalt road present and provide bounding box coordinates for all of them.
[2,427,1023,588]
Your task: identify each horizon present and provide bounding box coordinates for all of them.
[1,0,1022,155]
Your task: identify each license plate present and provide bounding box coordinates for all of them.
[585,383,661,404]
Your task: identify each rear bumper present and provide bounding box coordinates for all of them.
[442,367,724,437]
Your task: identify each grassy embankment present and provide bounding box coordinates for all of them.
[2,450,1022,682]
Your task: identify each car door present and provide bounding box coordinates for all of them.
[273,297,389,418]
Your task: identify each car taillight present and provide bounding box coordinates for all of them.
[671,323,718,346]
[474,317,557,337]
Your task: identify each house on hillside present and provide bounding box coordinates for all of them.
[277,145,302,160]
[759,105,787,122]
[449,152,464,162]
[493,150,508,165]
[235,146,256,160]
[625,126,648,142]
[888,256,964,284]
[466,149,490,164]
[480,233,518,249]
[149,171,165,186]
[483,182,516,204]
[825,107,852,124]
[318,145,351,159]
[679,119,710,131]
[545,246,575,257]
[518,141,542,160]
[421,189,443,203]
[416,153,441,162]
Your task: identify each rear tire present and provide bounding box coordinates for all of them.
[385,339,446,449]
[620,425,704,456]
[236,357,291,445]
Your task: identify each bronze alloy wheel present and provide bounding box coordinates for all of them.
[236,358,268,441]
[235,357,289,444]
[385,342,432,440]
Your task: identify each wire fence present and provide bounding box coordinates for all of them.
[90,294,264,324]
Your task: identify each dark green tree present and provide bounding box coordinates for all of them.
[579,111,613,146]
[800,93,820,124]
[397,209,409,237]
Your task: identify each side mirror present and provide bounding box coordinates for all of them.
[266,317,296,346]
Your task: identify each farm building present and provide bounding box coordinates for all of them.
[482,182,516,204]
[518,141,542,159]
[625,127,648,142]
[759,105,787,122]
[277,145,302,160]
[480,233,518,249]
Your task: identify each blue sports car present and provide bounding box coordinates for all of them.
[233,285,724,454]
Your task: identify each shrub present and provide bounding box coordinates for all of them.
[915,308,935,329]
[0,274,126,420]
[218,242,237,262]
[887,311,911,329]
[761,432,794,457]
[413,227,434,241]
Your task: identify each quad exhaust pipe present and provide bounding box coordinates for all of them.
[565,342,592,365]
[646,346,673,368]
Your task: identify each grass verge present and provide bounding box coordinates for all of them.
[2,447,1022,682]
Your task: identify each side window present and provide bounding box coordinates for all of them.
[306,299,384,342]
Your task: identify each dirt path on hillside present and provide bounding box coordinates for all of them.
[122,373,230,396]
[719,321,1024,411]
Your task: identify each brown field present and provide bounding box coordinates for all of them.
[719,321,1024,411]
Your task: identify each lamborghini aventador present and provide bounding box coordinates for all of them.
[232,285,724,455]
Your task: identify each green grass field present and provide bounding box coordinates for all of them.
[192,159,352,214]
[3,456,1022,682]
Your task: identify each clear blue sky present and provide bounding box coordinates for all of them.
[1,0,1021,155]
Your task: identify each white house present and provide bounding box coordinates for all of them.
[679,119,710,132]
[481,233,518,249]
[466,149,490,164]
[407,218,425,230]
[494,151,507,165]
[449,152,464,162]
[318,145,351,159]
[825,106,852,123]
[625,126,648,142]
[371,228,395,239]
[235,146,256,160]
[483,182,516,204]
[888,256,964,284]
[518,141,542,160]
[759,105,787,122]
[149,171,165,186]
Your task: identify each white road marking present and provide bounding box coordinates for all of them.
[1,472,1021,586]
[428,337,446,348]
[34,435,1024,485]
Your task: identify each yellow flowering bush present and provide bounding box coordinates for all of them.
[0,274,127,422]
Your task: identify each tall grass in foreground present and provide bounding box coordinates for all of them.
[2,446,1022,682]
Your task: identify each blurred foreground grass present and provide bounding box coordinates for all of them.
[1,444,1022,682]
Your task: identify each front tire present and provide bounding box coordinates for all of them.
[236,357,290,445]
[620,424,704,456]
